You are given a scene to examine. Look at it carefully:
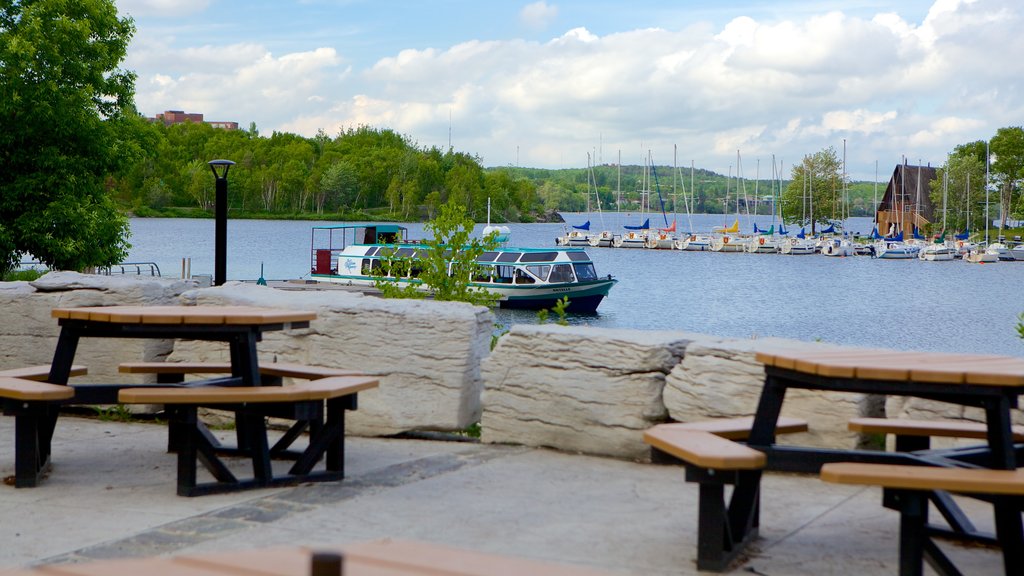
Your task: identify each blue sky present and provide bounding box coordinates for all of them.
[115,1,1019,180]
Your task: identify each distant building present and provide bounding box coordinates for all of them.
[875,162,937,237]
[150,110,238,130]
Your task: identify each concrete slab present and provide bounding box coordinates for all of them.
[0,416,1009,575]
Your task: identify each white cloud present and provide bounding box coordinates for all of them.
[126,0,1024,178]
[520,1,559,31]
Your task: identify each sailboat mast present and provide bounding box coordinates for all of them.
[985,140,990,245]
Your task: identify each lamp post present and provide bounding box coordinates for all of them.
[208,159,235,286]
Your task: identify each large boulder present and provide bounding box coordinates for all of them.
[663,338,880,449]
[481,324,694,459]
[173,282,494,435]
[0,272,194,383]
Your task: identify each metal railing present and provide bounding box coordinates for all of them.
[99,262,162,277]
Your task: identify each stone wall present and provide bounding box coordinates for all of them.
[481,325,695,459]
[3,271,1017,458]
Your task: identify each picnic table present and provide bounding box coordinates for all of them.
[651,347,1024,574]
[5,305,377,495]
[0,538,610,575]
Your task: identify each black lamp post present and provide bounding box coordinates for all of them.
[208,159,235,286]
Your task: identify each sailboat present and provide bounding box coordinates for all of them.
[556,219,592,247]
[645,154,676,249]
[746,157,782,254]
[919,166,954,261]
[615,155,654,248]
[821,142,855,257]
[674,159,712,251]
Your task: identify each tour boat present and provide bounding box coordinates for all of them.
[310,224,617,313]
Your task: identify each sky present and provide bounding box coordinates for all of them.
[115,0,1022,180]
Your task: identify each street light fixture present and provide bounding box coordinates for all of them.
[208,159,235,286]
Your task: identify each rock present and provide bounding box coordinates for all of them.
[481,324,694,460]
[0,272,189,384]
[663,338,874,449]
[173,282,493,435]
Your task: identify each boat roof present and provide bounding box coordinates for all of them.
[312,224,408,233]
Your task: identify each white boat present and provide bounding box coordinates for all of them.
[646,230,676,250]
[1008,243,1024,261]
[588,230,616,248]
[918,242,956,261]
[615,229,649,248]
[985,243,1016,261]
[675,234,712,251]
[710,234,749,252]
[964,246,998,264]
[746,235,780,254]
[556,227,592,247]
[874,238,921,259]
[311,224,617,312]
[820,237,856,257]
[779,236,816,255]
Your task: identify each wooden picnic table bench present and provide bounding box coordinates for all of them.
[643,416,808,571]
[0,538,611,575]
[118,376,379,496]
[822,462,1024,576]
[0,376,77,487]
[849,417,1024,451]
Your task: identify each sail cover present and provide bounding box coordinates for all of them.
[820,224,835,234]
[955,229,970,240]
[572,220,591,231]
[796,228,806,239]
[624,218,650,230]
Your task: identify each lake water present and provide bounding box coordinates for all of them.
[126,214,1024,357]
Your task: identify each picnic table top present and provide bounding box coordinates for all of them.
[51,305,316,326]
[755,347,1024,386]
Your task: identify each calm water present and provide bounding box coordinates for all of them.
[126,215,1024,356]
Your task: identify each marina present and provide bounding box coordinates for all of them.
[123,215,1024,357]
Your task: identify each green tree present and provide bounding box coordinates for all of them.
[989,126,1024,225]
[779,147,844,234]
[0,0,136,275]
[375,202,500,306]
[930,144,986,235]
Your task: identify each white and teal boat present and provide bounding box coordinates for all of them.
[310,224,617,313]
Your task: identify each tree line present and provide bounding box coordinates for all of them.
[779,129,1024,236]
[111,119,538,224]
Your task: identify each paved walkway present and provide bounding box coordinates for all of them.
[0,416,1005,575]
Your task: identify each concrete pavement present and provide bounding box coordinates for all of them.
[0,415,1005,575]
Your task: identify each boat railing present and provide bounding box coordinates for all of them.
[99,262,162,277]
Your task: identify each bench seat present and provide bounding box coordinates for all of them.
[0,376,75,402]
[0,377,76,488]
[0,365,87,382]
[118,361,360,382]
[655,416,808,440]
[117,376,378,404]
[643,418,807,571]
[643,428,766,470]
[849,417,1024,444]
[821,462,1024,575]
[821,462,1024,495]
[116,375,378,496]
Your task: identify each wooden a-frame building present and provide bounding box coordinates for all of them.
[875,162,937,236]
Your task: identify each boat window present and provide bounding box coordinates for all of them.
[361,259,384,275]
[548,264,575,283]
[366,247,381,256]
[472,265,493,283]
[497,252,521,263]
[526,265,550,281]
[566,251,591,262]
[514,269,535,284]
[477,252,499,262]
[519,251,558,262]
[395,248,417,258]
[494,265,516,283]
[573,263,598,282]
